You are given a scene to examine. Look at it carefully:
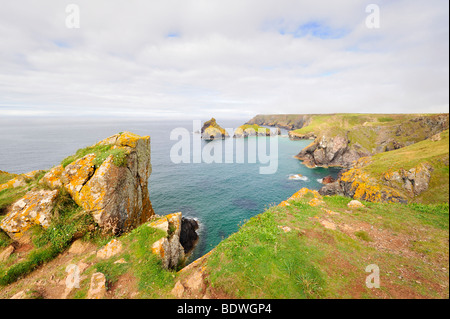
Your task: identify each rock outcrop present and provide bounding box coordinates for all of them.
[60,132,154,234]
[295,114,449,169]
[0,131,155,239]
[296,133,369,168]
[288,130,316,140]
[201,118,229,140]
[319,158,434,204]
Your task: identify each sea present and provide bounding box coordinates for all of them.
[0,117,341,261]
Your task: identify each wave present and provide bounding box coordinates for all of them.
[288,174,309,181]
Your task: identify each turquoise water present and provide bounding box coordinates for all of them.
[0,117,340,261]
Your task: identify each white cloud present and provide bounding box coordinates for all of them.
[0,0,448,119]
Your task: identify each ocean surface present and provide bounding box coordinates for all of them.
[0,117,340,261]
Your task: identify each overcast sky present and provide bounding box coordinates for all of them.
[0,0,448,119]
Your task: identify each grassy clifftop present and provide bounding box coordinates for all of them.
[206,189,449,298]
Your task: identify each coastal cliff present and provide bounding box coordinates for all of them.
[294,114,449,168]
[247,114,314,130]
[319,130,449,204]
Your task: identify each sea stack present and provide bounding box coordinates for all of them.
[201,118,229,140]
[233,124,280,138]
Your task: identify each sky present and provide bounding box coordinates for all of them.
[0,0,448,120]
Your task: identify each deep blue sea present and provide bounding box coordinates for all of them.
[0,117,340,261]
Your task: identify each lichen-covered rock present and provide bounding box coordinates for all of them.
[0,176,27,192]
[87,272,107,299]
[39,165,64,189]
[96,238,122,259]
[61,154,96,201]
[60,132,155,234]
[0,189,59,242]
[339,168,408,204]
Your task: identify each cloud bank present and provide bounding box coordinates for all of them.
[0,0,448,119]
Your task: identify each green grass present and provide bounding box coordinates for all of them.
[0,187,28,216]
[208,206,327,298]
[206,193,449,298]
[119,224,176,298]
[61,144,128,168]
[378,117,395,122]
[355,230,372,242]
[0,230,12,248]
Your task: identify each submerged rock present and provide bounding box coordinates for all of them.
[321,175,336,184]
